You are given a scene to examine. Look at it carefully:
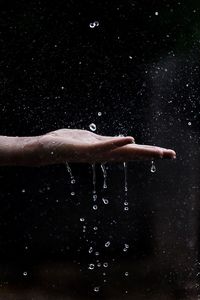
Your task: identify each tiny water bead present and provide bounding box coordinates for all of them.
[89,21,99,29]
[98,111,102,116]
[102,198,109,205]
[88,264,95,270]
[88,247,93,253]
[71,179,75,184]
[124,244,129,249]
[23,272,28,277]
[93,286,100,292]
[71,191,75,196]
[151,160,156,173]
[93,205,98,210]
[103,262,108,268]
[93,226,98,231]
[105,241,111,247]
[89,123,96,131]
[125,272,129,276]
[124,207,129,211]
[80,218,85,222]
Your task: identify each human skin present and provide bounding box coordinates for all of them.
[0,129,176,166]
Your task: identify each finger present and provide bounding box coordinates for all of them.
[90,137,135,152]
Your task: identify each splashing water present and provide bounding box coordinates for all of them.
[92,164,96,194]
[66,162,76,184]
[151,160,156,173]
[101,163,107,189]
[123,162,128,192]
[89,123,96,131]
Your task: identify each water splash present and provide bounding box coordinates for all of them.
[123,162,128,192]
[92,164,96,194]
[101,163,107,189]
[151,160,156,173]
[66,162,76,184]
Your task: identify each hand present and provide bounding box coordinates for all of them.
[36,129,176,165]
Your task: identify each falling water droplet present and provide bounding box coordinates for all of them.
[88,264,95,270]
[98,111,102,116]
[71,179,75,184]
[101,163,107,189]
[102,198,109,205]
[124,207,129,211]
[105,241,111,247]
[151,160,156,173]
[124,244,129,249]
[123,162,128,192]
[80,218,85,222]
[125,272,129,276]
[23,272,27,276]
[88,247,93,254]
[93,205,98,210]
[89,123,96,131]
[93,226,98,231]
[103,262,108,268]
[93,286,100,292]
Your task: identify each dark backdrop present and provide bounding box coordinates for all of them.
[0,0,199,299]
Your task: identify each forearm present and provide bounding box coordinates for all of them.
[0,136,41,166]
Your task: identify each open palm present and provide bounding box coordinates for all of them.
[37,129,176,165]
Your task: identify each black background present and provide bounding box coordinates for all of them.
[0,0,200,299]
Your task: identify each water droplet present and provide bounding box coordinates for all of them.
[97,263,101,267]
[22,189,26,193]
[124,201,128,206]
[124,207,129,211]
[103,262,108,268]
[124,244,129,249]
[105,241,110,247]
[93,194,97,201]
[80,218,85,222]
[71,191,75,196]
[23,272,27,276]
[93,226,98,231]
[88,264,95,270]
[93,286,100,292]
[123,248,128,252]
[102,198,109,204]
[71,179,75,184]
[155,11,159,15]
[95,251,99,256]
[151,160,156,173]
[93,205,98,210]
[89,123,96,131]
[89,21,99,29]
[125,272,129,276]
[188,122,192,126]
[88,247,93,254]
[61,86,64,90]
[98,111,102,116]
